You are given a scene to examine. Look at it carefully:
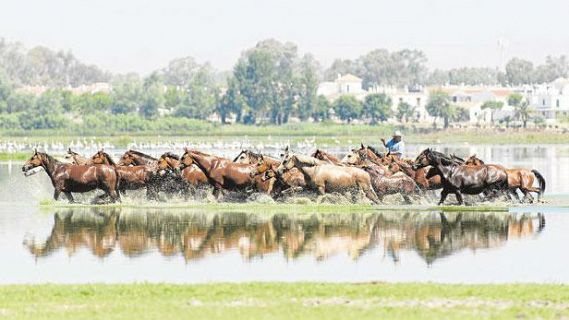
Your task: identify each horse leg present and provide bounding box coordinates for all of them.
[438,189,450,205]
[53,190,61,201]
[522,189,534,204]
[455,192,464,205]
[64,192,75,204]
[402,194,412,204]
[363,186,381,204]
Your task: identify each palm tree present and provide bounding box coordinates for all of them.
[514,99,532,129]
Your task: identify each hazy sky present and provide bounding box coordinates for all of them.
[1,0,568,74]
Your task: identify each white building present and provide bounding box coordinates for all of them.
[529,78,569,123]
[317,74,366,100]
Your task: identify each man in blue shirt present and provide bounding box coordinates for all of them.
[381,130,405,158]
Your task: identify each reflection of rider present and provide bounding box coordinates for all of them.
[381,131,405,158]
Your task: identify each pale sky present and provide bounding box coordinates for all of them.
[1,0,568,74]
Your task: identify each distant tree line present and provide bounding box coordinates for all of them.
[0,38,565,130]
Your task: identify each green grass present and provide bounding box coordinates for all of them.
[0,152,29,161]
[0,283,567,319]
[1,122,568,147]
[35,199,526,213]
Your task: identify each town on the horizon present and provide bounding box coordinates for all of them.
[1,38,568,132]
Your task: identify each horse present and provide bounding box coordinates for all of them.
[118,150,158,166]
[179,149,256,198]
[64,148,91,165]
[277,150,381,204]
[311,149,343,165]
[91,150,160,200]
[385,155,442,191]
[342,147,392,176]
[413,149,508,205]
[250,156,306,197]
[157,152,209,197]
[22,150,120,203]
[342,149,419,203]
[465,155,545,203]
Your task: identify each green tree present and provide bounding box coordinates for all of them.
[507,93,524,107]
[362,93,392,124]
[396,101,415,123]
[426,91,457,129]
[296,54,320,121]
[514,99,532,129]
[139,73,164,119]
[232,39,298,124]
[312,95,330,122]
[505,58,534,85]
[333,95,362,123]
[217,77,243,124]
[110,74,143,114]
[480,100,504,125]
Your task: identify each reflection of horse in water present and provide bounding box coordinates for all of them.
[379,212,545,264]
[24,208,545,265]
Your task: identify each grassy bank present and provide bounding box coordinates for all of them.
[35,199,522,213]
[0,283,567,319]
[1,122,568,147]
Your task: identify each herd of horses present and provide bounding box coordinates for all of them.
[21,144,546,205]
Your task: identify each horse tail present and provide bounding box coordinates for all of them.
[532,169,546,198]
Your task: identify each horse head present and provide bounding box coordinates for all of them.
[22,150,48,175]
[342,149,362,165]
[233,150,248,163]
[179,150,195,170]
[118,151,136,166]
[413,148,432,169]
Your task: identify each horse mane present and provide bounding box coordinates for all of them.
[38,152,58,164]
[366,145,384,158]
[128,150,157,161]
[292,154,323,166]
[161,152,180,160]
[100,152,117,166]
[468,155,484,164]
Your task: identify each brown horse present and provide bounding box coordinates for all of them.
[22,150,120,203]
[118,150,158,166]
[157,152,209,197]
[180,149,256,198]
[91,150,160,200]
[64,148,92,165]
[235,150,306,195]
[311,149,343,165]
[277,151,380,204]
[342,147,392,176]
[360,165,419,204]
[385,156,442,191]
[465,155,545,203]
[342,149,419,203]
[414,149,508,205]
[251,156,306,197]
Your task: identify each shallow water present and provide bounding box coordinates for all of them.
[1,144,569,284]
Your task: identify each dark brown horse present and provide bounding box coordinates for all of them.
[180,149,256,198]
[22,150,120,203]
[414,149,508,205]
[91,150,159,200]
[465,155,545,203]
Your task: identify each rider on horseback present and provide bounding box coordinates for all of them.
[381,130,405,159]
